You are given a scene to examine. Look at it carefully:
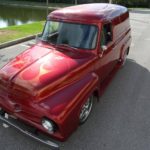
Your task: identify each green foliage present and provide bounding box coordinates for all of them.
[9,0,150,7]
[115,0,150,7]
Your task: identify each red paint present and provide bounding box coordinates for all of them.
[0,4,131,141]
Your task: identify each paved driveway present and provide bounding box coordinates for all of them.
[0,11,150,150]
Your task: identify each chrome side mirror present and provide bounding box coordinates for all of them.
[101,45,108,51]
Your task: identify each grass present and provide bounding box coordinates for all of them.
[0,21,45,44]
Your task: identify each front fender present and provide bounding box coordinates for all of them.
[39,72,99,140]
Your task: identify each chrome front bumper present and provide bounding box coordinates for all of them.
[0,112,59,150]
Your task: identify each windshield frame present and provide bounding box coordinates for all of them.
[40,19,99,51]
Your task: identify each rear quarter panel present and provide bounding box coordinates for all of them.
[112,12,131,60]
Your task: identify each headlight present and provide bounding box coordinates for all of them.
[42,118,55,133]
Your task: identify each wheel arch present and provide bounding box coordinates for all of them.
[93,88,100,101]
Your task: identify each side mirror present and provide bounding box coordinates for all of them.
[101,45,108,51]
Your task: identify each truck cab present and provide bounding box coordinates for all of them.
[0,3,131,149]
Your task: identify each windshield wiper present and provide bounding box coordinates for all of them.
[56,44,77,50]
[40,38,57,47]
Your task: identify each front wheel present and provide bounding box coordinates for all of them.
[79,95,94,124]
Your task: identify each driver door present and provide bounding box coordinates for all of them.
[96,23,117,82]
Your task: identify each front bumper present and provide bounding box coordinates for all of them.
[0,111,59,150]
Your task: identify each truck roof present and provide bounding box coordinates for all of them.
[48,3,128,23]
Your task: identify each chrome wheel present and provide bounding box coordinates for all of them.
[79,95,93,124]
[119,48,129,67]
[122,52,127,66]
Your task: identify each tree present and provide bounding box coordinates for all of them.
[46,0,48,5]
[109,0,112,3]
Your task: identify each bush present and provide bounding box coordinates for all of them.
[4,0,150,7]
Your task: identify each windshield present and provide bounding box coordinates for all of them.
[41,21,98,50]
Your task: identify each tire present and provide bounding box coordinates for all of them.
[79,95,94,124]
[119,47,129,67]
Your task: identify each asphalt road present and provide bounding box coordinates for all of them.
[0,11,150,150]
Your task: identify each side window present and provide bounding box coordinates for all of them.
[101,23,113,46]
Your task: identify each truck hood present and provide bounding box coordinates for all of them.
[0,44,94,101]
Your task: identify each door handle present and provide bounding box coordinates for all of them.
[99,51,104,58]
